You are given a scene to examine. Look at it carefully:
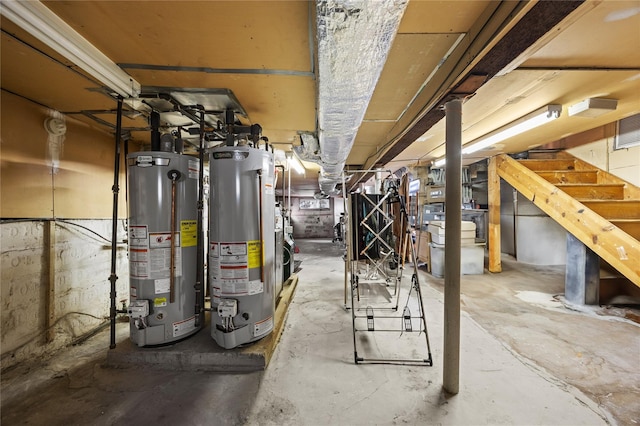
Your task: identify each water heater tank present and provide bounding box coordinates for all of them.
[127,152,202,346]
[209,145,275,349]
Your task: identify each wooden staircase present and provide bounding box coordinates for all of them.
[488,151,640,292]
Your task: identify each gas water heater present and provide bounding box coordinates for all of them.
[209,145,276,349]
[127,150,202,346]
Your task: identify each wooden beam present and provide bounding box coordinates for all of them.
[495,154,640,287]
[488,157,501,272]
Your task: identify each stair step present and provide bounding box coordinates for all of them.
[518,159,576,171]
[557,183,626,200]
[526,149,569,160]
[582,200,640,219]
[599,275,640,305]
[611,219,640,240]
[537,170,599,184]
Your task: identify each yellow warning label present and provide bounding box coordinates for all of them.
[154,297,167,307]
[181,220,197,247]
[247,240,262,269]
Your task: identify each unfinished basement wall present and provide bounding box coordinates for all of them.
[500,180,567,265]
[290,197,335,239]
[544,120,640,186]
[567,132,640,187]
[1,92,135,370]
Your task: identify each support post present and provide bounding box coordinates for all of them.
[488,157,502,272]
[443,98,462,395]
[565,233,600,305]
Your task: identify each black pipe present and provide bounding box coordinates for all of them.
[150,111,161,151]
[251,124,262,147]
[225,108,235,146]
[194,108,206,327]
[109,97,123,350]
[174,130,184,154]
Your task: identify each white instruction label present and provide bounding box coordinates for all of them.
[173,316,196,337]
[129,225,150,278]
[188,159,199,179]
[130,248,150,278]
[254,316,273,338]
[211,241,250,296]
[248,280,264,295]
[155,278,170,294]
[149,232,182,279]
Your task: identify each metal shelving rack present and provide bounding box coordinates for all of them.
[342,171,433,366]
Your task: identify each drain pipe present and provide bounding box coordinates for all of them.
[109,97,124,349]
[443,98,463,395]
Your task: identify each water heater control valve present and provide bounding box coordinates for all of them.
[218,299,238,318]
[128,300,149,318]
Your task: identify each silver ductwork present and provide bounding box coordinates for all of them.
[292,133,322,164]
[315,0,407,195]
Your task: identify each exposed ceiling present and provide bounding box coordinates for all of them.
[1,0,639,197]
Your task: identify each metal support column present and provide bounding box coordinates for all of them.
[443,98,462,394]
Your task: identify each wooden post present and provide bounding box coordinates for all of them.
[488,157,502,272]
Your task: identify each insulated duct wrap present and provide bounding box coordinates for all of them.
[316,0,407,194]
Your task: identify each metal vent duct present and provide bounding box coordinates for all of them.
[315,0,408,194]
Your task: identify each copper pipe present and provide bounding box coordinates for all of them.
[168,170,181,303]
[257,170,264,284]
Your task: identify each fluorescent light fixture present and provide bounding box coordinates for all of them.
[1,0,141,98]
[462,105,562,155]
[433,157,446,168]
[288,152,305,174]
[568,98,617,118]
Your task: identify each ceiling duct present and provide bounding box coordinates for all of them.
[315,0,408,195]
[292,133,322,164]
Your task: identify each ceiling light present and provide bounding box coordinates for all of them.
[433,157,446,168]
[1,1,141,98]
[462,104,562,155]
[288,152,305,175]
[568,98,617,118]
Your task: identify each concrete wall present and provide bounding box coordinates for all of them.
[1,92,135,369]
[290,197,335,239]
[500,181,567,265]
[568,135,640,186]
[1,220,129,370]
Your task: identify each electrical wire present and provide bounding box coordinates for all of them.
[0,218,127,245]
[1,311,107,363]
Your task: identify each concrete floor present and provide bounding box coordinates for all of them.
[2,238,639,425]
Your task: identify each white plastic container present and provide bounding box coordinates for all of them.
[428,220,476,245]
[429,242,485,278]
